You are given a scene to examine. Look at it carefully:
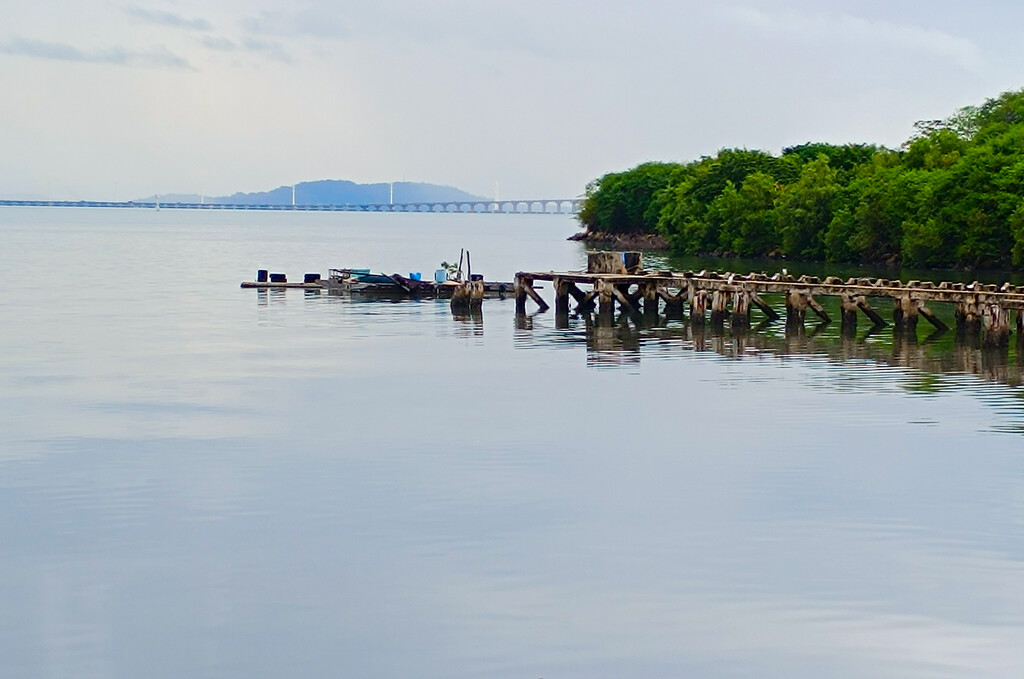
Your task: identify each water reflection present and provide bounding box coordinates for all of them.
[513,310,1024,389]
[451,308,484,338]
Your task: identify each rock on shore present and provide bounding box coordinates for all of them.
[567,230,669,250]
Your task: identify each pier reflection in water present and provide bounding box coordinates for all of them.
[512,307,1024,389]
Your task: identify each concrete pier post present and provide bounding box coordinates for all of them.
[786,290,807,327]
[710,290,729,327]
[731,290,752,329]
[983,303,1010,347]
[689,287,707,326]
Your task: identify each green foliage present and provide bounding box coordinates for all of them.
[578,162,688,234]
[775,158,837,260]
[581,87,1024,269]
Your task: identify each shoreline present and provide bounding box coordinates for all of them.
[567,230,670,250]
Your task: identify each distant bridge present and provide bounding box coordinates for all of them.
[0,198,583,214]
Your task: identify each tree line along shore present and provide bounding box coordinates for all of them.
[577,88,1024,270]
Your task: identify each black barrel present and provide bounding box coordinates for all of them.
[270,273,287,283]
[470,274,484,281]
[257,269,268,283]
[303,273,321,283]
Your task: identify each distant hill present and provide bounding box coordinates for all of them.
[140,180,484,205]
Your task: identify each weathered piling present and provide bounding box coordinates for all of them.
[840,293,859,335]
[983,303,1010,347]
[893,295,920,334]
[710,290,729,327]
[750,293,778,321]
[514,274,549,314]
[597,278,615,319]
[786,290,807,327]
[587,252,626,275]
[553,277,571,315]
[450,279,484,311]
[641,282,659,318]
[661,288,686,319]
[690,288,708,326]
[955,299,982,337]
[512,257,1024,345]
[858,297,887,327]
[732,290,752,328]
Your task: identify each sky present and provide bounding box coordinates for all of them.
[2,0,1024,201]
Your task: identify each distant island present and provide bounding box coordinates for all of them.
[139,180,484,205]
[578,87,1024,270]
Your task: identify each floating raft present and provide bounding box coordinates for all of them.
[240,281,323,289]
[241,270,515,298]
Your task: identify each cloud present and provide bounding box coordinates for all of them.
[197,35,292,63]
[0,37,194,69]
[125,6,212,31]
[241,8,349,39]
[721,5,985,72]
[241,38,291,63]
[199,36,237,52]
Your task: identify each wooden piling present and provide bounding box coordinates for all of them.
[514,274,527,314]
[750,292,779,321]
[576,289,598,314]
[553,277,570,315]
[587,252,626,274]
[642,283,659,317]
[690,288,707,326]
[611,284,637,315]
[566,282,587,307]
[450,280,484,312]
[732,290,752,328]
[840,293,859,335]
[893,295,920,334]
[857,297,887,327]
[597,278,615,318]
[956,299,982,337]
[918,303,948,331]
[983,303,1010,347]
[806,295,830,323]
[786,290,807,327]
[660,288,686,319]
[710,290,729,327]
[524,280,549,312]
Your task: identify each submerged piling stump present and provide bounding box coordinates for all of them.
[450,280,484,312]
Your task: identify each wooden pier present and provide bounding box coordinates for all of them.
[514,253,1024,347]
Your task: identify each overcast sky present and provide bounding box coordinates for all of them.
[2,0,1023,200]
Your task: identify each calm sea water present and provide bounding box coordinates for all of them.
[2,207,1024,679]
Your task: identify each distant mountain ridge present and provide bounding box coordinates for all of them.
[139,180,484,205]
